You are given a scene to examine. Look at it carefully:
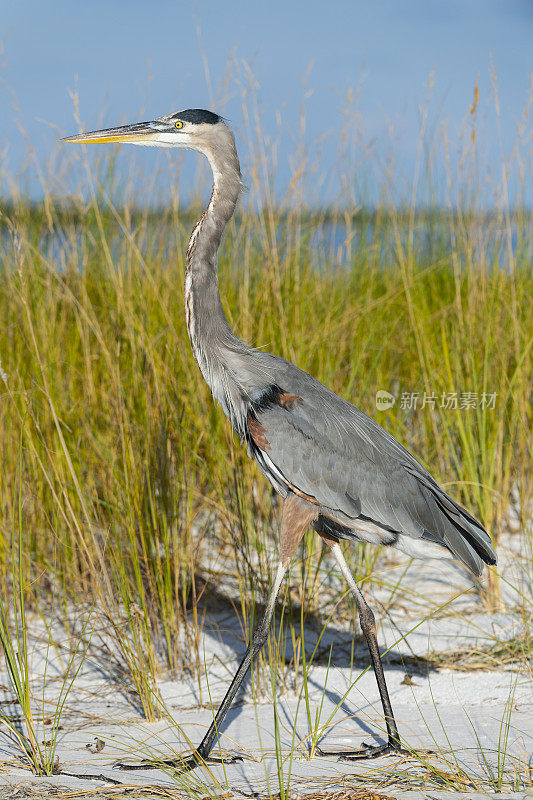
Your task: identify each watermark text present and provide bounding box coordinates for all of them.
[375,390,497,411]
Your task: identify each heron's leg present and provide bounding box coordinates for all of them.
[316,541,406,760]
[115,560,288,772]
[116,494,317,773]
[190,559,289,761]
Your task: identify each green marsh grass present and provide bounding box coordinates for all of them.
[0,430,94,773]
[0,76,532,789]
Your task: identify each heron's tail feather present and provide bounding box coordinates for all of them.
[418,479,497,576]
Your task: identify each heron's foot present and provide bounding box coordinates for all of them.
[316,739,409,761]
[114,750,244,773]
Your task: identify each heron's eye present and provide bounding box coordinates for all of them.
[174,120,184,129]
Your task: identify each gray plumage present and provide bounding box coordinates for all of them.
[64,108,497,770]
[175,114,496,578]
[201,340,495,576]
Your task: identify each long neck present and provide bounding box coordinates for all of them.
[184,140,244,403]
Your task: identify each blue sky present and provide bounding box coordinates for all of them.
[1,0,532,205]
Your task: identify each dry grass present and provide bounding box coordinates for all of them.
[0,70,531,791]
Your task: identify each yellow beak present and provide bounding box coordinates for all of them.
[62,121,158,145]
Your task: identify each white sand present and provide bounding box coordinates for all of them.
[0,538,530,799]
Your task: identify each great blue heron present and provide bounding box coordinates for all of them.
[63,109,497,771]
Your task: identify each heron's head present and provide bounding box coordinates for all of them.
[62,108,234,159]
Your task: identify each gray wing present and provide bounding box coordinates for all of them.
[247,361,496,576]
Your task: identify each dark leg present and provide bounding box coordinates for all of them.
[316,542,407,760]
[115,561,288,772]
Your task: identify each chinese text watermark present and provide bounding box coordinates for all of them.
[375,390,497,411]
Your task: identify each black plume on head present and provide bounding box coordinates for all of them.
[171,109,221,125]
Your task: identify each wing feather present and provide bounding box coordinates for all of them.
[247,364,496,575]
